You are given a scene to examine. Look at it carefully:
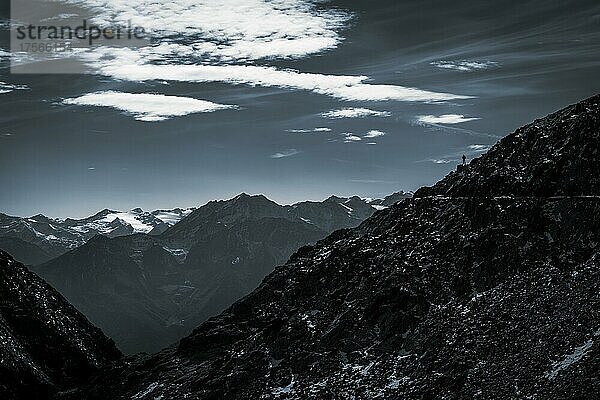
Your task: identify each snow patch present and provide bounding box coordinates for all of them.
[545,339,594,380]
[133,382,162,399]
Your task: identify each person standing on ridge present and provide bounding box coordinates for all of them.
[462,154,466,166]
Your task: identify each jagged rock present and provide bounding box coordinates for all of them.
[0,250,121,400]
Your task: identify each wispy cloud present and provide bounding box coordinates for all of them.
[468,144,491,152]
[0,81,28,94]
[413,117,500,139]
[431,60,499,72]
[341,133,362,143]
[321,108,392,119]
[63,91,236,121]
[427,159,454,164]
[270,149,301,159]
[421,143,493,164]
[286,127,332,133]
[364,130,386,138]
[88,48,473,103]
[417,114,480,124]
[286,129,312,133]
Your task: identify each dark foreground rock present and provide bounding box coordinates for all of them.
[0,250,121,400]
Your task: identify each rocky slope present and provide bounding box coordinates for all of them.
[0,250,121,400]
[33,193,403,353]
[68,95,600,399]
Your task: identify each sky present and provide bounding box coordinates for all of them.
[1,0,600,218]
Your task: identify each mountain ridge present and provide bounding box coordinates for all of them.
[32,193,407,353]
[65,94,600,399]
[1,193,407,266]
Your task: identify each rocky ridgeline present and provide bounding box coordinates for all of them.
[60,98,600,399]
[416,96,600,197]
[2,96,600,399]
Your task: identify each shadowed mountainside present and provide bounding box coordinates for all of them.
[33,193,407,353]
[62,97,600,398]
[0,250,121,400]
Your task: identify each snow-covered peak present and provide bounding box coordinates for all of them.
[151,208,195,225]
[71,207,196,236]
[0,207,196,257]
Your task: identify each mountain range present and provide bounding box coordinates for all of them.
[29,192,409,353]
[64,95,600,399]
[1,95,599,399]
[0,207,195,265]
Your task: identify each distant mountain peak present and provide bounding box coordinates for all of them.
[233,193,270,202]
[28,213,51,221]
[324,195,346,202]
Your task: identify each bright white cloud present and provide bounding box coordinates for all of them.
[429,159,453,164]
[417,114,480,125]
[48,2,474,108]
[286,129,312,133]
[287,127,332,133]
[0,81,28,94]
[321,107,392,119]
[468,144,491,152]
[63,91,236,121]
[61,0,351,61]
[424,143,491,164]
[364,130,386,138]
[88,50,472,103]
[341,133,362,143]
[40,13,80,22]
[431,60,499,72]
[270,149,301,158]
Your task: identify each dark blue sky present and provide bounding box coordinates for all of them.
[1,0,599,218]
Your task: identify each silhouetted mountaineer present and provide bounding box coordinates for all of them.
[456,154,467,172]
